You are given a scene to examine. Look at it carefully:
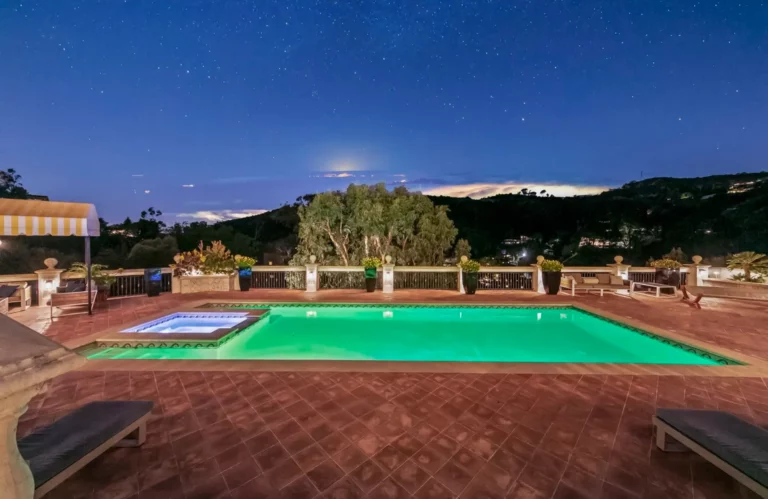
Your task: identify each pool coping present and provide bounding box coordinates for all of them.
[71,299,768,377]
[84,310,269,350]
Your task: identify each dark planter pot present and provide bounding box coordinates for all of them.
[95,285,110,304]
[56,286,67,294]
[463,272,478,295]
[543,271,562,295]
[364,268,377,292]
[655,268,681,287]
[239,268,252,292]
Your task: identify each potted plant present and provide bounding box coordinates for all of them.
[651,258,682,286]
[727,251,768,283]
[362,257,381,292]
[540,259,564,295]
[69,262,118,303]
[171,241,238,293]
[235,255,257,291]
[460,259,481,295]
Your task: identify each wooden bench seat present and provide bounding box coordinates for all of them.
[18,400,153,498]
[49,282,97,319]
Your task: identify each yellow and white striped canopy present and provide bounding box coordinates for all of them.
[0,199,100,237]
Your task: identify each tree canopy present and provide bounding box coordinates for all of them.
[292,184,458,266]
[0,168,30,199]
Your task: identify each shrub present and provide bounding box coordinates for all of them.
[540,259,563,272]
[69,262,119,287]
[651,258,682,269]
[727,251,768,281]
[460,259,481,273]
[171,241,237,276]
[234,255,257,269]
[362,257,382,269]
[126,236,179,268]
[731,274,766,284]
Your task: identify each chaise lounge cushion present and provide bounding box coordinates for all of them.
[656,408,768,487]
[18,400,154,489]
[568,273,584,284]
[596,274,611,284]
[0,285,18,298]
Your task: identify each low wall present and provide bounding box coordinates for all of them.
[693,280,768,301]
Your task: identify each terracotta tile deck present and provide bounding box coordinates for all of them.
[12,290,768,498]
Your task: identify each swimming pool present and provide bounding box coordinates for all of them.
[121,312,251,334]
[87,304,737,365]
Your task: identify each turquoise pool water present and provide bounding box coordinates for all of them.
[87,305,732,365]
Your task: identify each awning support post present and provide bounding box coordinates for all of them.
[85,236,92,315]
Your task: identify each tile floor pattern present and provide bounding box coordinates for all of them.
[20,370,764,499]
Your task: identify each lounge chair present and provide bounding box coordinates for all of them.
[0,281,32,311]
[560,273,629,296]
[18,400,153,498]
[49,281,97,319]
[653,408,768,498]
[0,297,8,315]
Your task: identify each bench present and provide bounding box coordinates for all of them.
[18,400,153,498]
[49,282,97,319]
[560,273,629,297]
[653,408,768,498]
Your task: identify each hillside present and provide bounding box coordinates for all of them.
[220,172,768,265]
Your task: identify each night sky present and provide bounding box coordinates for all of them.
[1,1,766,222]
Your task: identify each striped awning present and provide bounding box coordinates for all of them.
[0,199,100,237]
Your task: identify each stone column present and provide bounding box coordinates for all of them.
[685,255,710,287]
[305,256,318,293]
[381,256,394,294]
[0,315,85,499]
[457,256,467,294]
[34,258,64,307]
[531,256,545,294]
[607,256,631,280]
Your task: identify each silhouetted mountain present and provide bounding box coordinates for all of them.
[220,172,768,265]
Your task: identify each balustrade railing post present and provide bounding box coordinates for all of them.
[685,255,709,287]
[34,258,64,309]
[607,255,631,280]
[382,256,394,294]
[305,256,318,292]
[530,255,544,294]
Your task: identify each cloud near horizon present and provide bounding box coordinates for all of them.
[422,182,611,199]
[176,209,268,222]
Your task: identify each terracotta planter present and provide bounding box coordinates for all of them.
[543,271,562,295]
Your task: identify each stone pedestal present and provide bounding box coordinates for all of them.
[685,256,710,287]
[305,257,318,293]
[607,256,630,280]
[34,258,64,307]
[0,314,85,499]
[382,259,394,294]
[457,256,467,294]
[531,256,545,294]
